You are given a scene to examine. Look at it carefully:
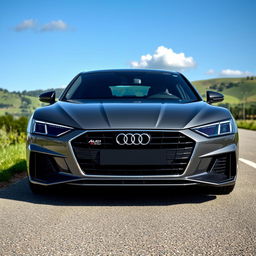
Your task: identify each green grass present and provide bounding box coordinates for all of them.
[0,90,22,116]
[0,90,42,117]
[223,80,256,101]
[193,77,242,97]
[236,120,256,131]
[193,77,256,104]
[221,95,240,104]
[0,143,26,182]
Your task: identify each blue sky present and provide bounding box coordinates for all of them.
[1,0,255,91]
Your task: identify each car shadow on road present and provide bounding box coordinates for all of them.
[0,178,216,206]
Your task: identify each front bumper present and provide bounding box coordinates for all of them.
[27,129,238,187]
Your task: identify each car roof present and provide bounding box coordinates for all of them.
[80,69,180,75]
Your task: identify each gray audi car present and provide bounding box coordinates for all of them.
[27,69,238,194]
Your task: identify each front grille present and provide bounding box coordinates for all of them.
[71,131,195,176]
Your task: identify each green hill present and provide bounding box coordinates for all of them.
[0,76,256,117]
[0,88,65,117]
[193,77,256,104]
[21,88,64,98]
[0,89,42,117]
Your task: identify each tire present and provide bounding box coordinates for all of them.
[207,184,235,195]
[29,181,48,194]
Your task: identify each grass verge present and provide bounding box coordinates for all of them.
[236,120,256,131]
[0,143,26,182]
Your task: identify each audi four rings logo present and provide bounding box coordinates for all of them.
[116,133,151,145]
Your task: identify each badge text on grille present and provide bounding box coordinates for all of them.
[88,139,102,146]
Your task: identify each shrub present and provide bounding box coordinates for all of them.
[0,114,28,133]
[0,114,28,148]
[0,128,26,149]
[236,120,256,131]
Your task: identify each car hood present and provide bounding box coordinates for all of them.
[33,101,231,130]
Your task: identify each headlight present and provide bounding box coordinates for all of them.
[192,119,234,137]
[33,120,73,137]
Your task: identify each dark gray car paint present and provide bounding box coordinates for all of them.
[28,69,238,187]
[33,101,231,130]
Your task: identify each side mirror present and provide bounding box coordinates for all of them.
[206,90,224,104]
[39,91,56,104]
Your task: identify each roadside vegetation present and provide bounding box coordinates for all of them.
[236,120,256,131]
[0,115,28,182]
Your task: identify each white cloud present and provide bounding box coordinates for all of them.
[220,69,252,77]
[13,19,70,32]
[14,19,36,32]
[40,20,68,32]
[131,46,196,71]
[206,69,215,75]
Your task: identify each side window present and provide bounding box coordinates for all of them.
[65,76,82,100]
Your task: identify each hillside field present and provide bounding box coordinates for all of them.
[0,89,41,117]
[193,77,256,104]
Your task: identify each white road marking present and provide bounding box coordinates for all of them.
[239,158,256,169]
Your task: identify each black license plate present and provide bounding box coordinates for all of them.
[100,149,169,165]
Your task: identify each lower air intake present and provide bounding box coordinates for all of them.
[210,153,236,178]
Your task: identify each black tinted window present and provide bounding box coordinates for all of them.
[64,71,199,103]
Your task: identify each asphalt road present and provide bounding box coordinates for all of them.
[0,129,256,256]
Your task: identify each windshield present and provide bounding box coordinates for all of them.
[63,71,200,103]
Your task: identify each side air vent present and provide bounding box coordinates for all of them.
[211,156,228,174]
[210,153,236,178]
[29,152,70,180]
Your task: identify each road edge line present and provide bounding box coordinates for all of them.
[239,158,256,169]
